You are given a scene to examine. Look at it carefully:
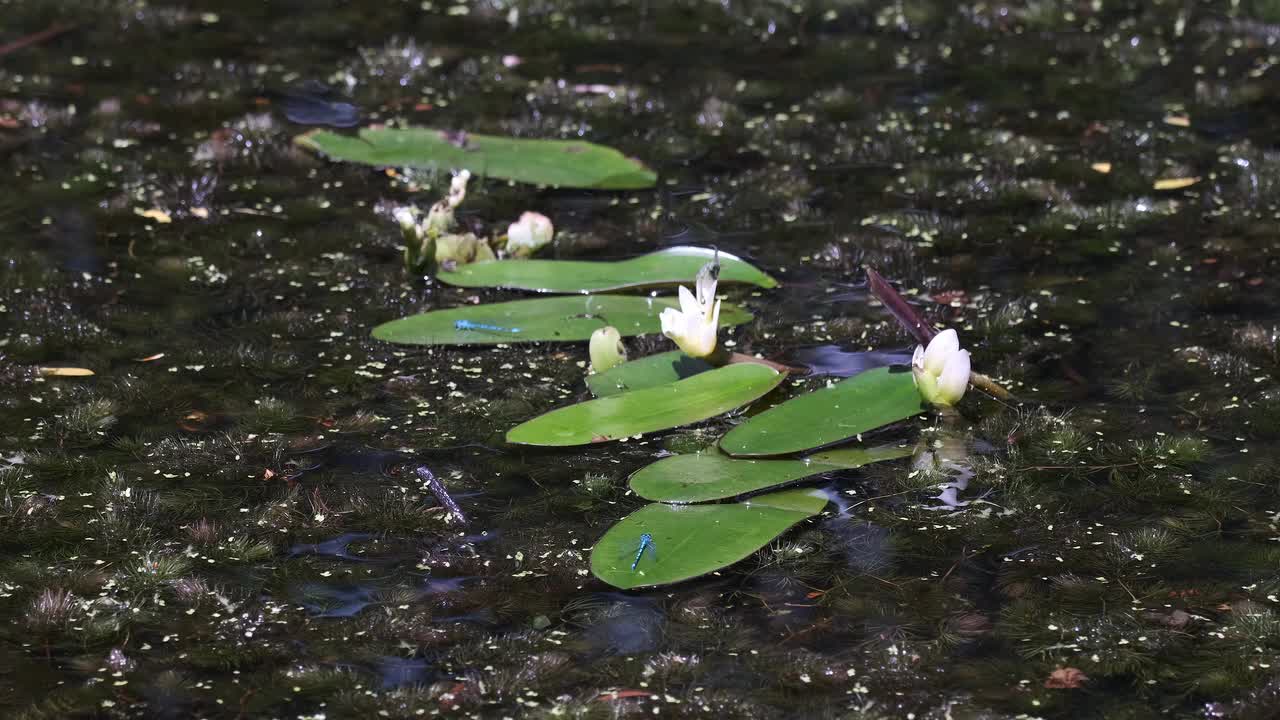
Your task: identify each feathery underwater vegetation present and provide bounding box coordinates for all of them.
[3,0,1280,718]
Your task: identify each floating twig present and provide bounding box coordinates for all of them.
[415,465,467,525]
[37,366,94,377]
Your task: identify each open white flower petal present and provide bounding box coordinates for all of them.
[693,321,717,356]
[677,285,701,316]
[659,307,682,338]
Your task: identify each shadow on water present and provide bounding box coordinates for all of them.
[575,594,666,658]
[270,82,361,128]
[375,656,433,689]
[42,207,103,274]
[298,583,378,618]
[786,345,913,377]
[289,532,375,561]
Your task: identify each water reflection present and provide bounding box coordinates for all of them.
[787,345,914,377]
[570,594,666,657]
[273,86,361,128]
[298,583,376,618]
[376,656,432,688]
[912,434,978,510]
[289,532,374,561]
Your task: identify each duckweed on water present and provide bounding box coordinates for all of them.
[3,0,1280,717]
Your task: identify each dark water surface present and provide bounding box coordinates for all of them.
[3,1,1280,718]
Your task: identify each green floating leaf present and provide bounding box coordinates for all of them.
[437,246,777,293]
[590,489,828,589]
[507,363,785,447]
[296,127,656,189]
[629,444,913,503]
[372,295,752,346]
[720,366,924,457]
[586,351,713,398]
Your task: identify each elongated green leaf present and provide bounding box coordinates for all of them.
[372,295,752,346]
[507,364,785,446]
[437,246,777,293]
[629,444,913,503]
[586,351,713,398]
[720,367,923,457]
[296,127,656,189]
[590,489,828,589]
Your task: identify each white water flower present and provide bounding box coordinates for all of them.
[505,211,554,257]
[659,260,721,359]
[911,329,971,407]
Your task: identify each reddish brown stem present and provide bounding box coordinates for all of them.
[865,266,935,345]
[0,23,75,58]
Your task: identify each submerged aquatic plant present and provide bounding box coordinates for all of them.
[26,588,79,632]
[10,1,1280,716]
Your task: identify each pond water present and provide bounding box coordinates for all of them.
[3,1,1280,718]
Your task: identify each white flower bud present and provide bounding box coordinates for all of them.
[911,329,971,407]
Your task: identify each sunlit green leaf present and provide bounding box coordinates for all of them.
[372,295,752,346]
[437,246,777,293]
[590,489,829,589]
[507,363,785,446]
[629,444,913,503]
[719,367,923,457]
[296,127,656,189]
[586,351,713,398]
